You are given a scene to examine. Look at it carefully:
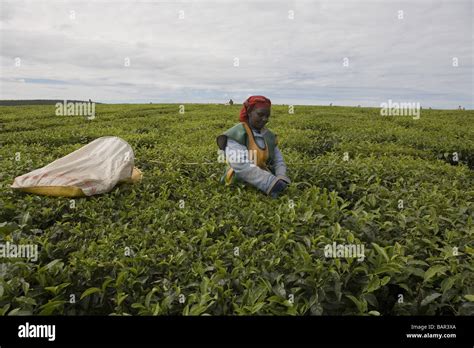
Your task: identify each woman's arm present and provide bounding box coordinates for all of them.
[225,138,276,193]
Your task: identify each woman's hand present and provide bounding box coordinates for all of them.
[268,177,289,198]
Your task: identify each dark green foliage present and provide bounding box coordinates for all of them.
[0,104,473,315]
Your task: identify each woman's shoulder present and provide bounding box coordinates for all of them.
[225,122,245,132]
[261,127,277,137]
[223,123,247,145]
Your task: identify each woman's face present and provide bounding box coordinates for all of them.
[248,107,270,130]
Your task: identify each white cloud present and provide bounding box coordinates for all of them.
[0,0,472,108]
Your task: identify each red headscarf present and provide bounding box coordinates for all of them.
[239,96,271,122]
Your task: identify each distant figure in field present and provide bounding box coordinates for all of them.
[458,105,462,110]
[329,103,333,106]
[229,99,234,106]
[216,96,290,198]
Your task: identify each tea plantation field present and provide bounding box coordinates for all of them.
[0,104,473,315]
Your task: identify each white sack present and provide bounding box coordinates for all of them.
[11,136,136,196]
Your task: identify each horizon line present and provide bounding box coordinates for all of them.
[0,99,472,111]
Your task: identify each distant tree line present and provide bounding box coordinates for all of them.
[0,100,101,106]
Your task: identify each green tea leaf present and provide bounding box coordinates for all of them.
[421,293,441,307]
[372,243,389,262]
[424,265,448,282]
[80,287,101,300]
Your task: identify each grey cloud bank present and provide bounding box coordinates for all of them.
[0,0,472,108]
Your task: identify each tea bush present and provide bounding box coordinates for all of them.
[0,104,473,315]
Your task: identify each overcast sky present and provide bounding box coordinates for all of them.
[0,0,472,108]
